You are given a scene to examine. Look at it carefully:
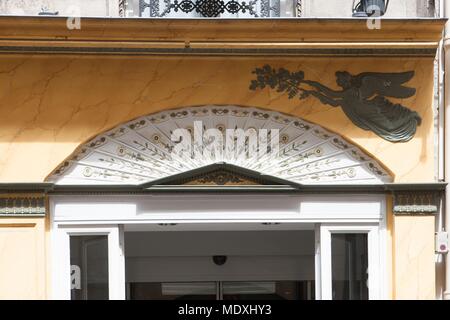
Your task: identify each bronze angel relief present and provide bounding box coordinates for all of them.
[249,65,421,143]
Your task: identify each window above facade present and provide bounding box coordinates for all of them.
[131,0,298,18]
[0,0,439,18]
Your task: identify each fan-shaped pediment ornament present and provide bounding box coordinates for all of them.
[47,105,393,185]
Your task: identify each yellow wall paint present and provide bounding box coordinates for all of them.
[0,55,435,183]
[0,217,47,299]
[393,215,436,299]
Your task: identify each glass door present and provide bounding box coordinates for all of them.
[127,281,314,300]
[55,225,382,300]
[70,235,109,300]
[221,281,314,300]
[128,282,217,300]
[331,234,368,300]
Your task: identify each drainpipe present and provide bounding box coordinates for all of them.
[444,0,450,301]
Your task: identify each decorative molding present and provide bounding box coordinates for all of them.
[0,46,438,57]
[155,164,278,186]
[47,105,392,186]
[0,195,46,216]
[393,191,440,215]
[0,223,36,228]
[0,182,446,196]
[0,16,444,44]
[250,65,421,143]
[188,171,246,185]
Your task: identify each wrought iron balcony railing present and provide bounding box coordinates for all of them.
[123,0,300,18]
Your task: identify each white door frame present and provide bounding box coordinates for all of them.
[51,225,125,300]
[50,194,387,300]
[318,224,381,300]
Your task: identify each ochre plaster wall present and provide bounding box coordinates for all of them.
[393,215,436,299]
[385,195,436,300]
[0,53,438,299]
[0,217,47,299]
[0,55,435,183]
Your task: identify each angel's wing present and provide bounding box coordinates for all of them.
[355,71,416,99]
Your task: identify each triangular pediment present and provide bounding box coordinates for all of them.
[143,163,297,188]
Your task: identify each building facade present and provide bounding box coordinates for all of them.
[0,0,449,300]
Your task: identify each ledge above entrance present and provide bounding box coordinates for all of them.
[0,181,446,194]
[0,17,445,56]
[0,182,445,217]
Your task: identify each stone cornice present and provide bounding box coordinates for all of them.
[0,182,446,194]
[0,183,445,216]
[0,17,445,56]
